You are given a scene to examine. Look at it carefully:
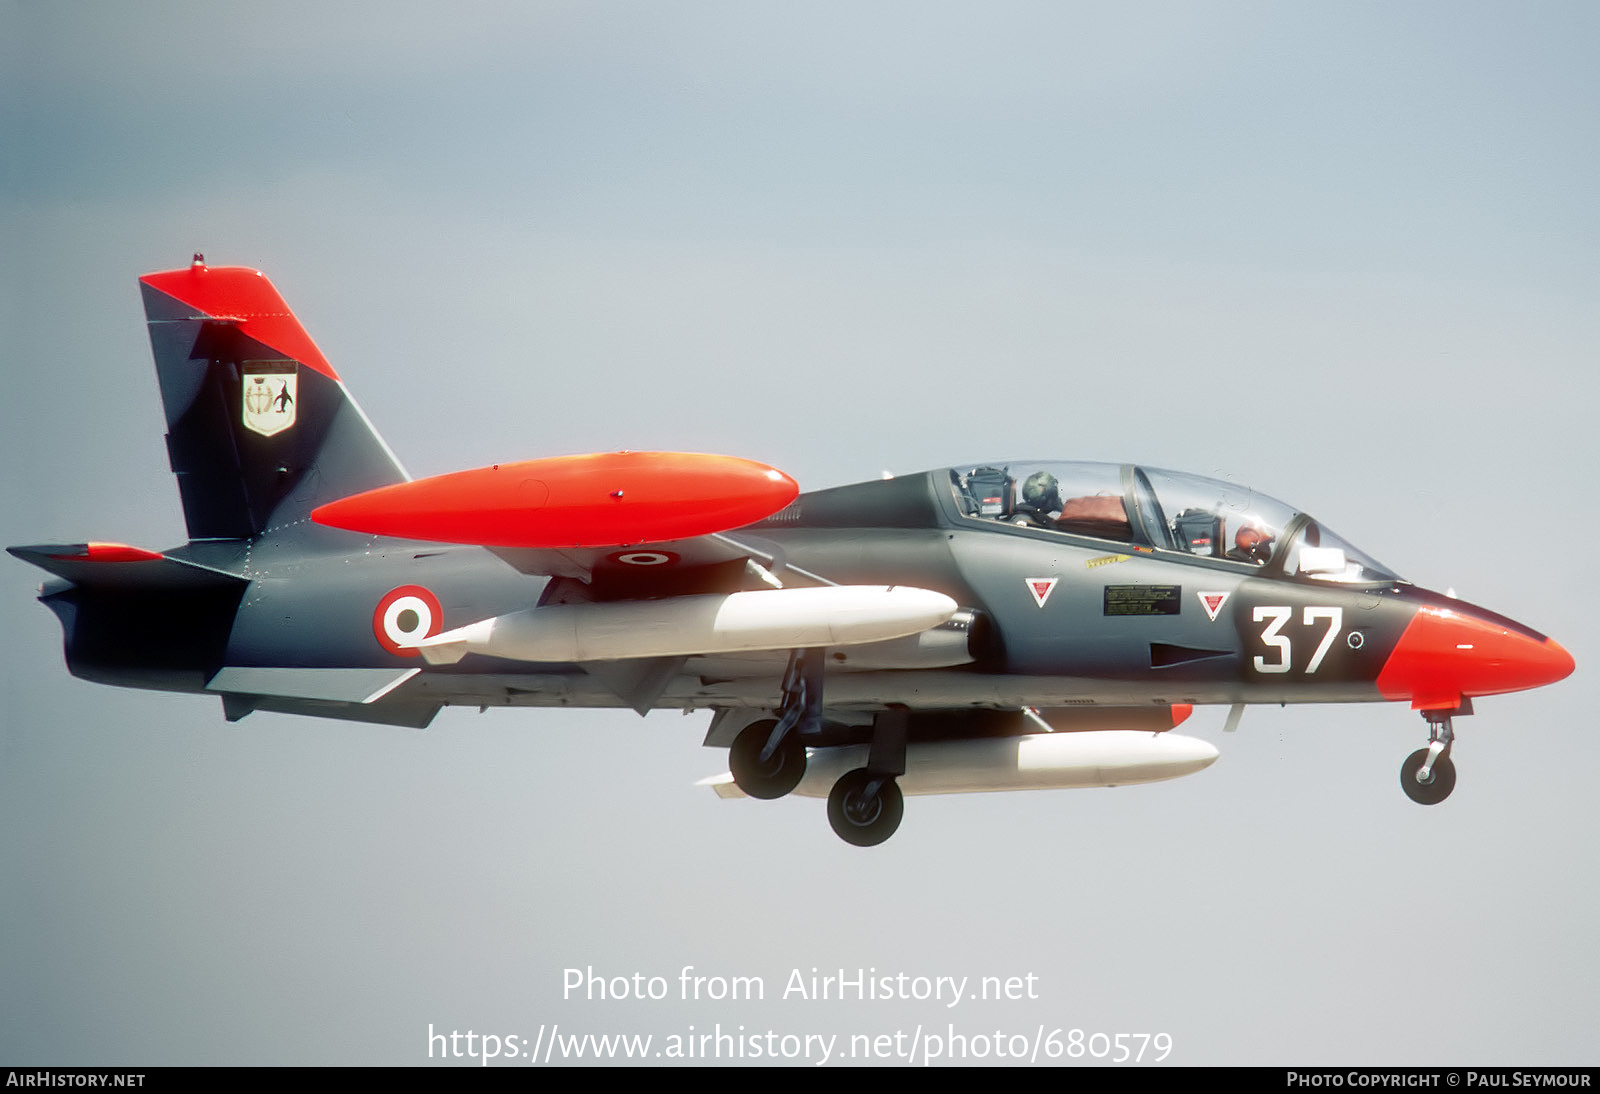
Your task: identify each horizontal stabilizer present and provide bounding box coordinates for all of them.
[208,666,420,704]
[8,543,245,590]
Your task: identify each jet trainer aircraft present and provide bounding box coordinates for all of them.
[12,258,1575,845]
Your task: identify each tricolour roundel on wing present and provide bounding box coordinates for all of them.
[312,452,800,549]
[374,585,443,657]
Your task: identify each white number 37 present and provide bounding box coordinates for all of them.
[1252,606,1343,674]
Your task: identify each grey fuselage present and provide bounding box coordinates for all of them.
[32,464,1476,741]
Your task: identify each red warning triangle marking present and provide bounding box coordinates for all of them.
[1198,591,1229,622]
[1026,577,1058,608]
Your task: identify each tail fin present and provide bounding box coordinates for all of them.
[139,257,407,542]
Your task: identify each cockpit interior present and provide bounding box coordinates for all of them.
[950,461,1402,585]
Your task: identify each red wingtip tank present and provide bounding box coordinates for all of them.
[311,451,800,548]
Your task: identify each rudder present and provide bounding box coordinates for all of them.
[139,256,407,541]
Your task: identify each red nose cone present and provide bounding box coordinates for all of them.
[1377,605,1575,710]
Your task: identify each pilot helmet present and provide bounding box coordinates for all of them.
[1234,521,1275,561]
[1021,471,1061,511]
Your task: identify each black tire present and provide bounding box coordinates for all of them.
[827,768,904,847]
[729,720,805,800]
[1400,747,1457,806]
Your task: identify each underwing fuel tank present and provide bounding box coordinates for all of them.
[413,585,959,664]
[711,730,1220,799]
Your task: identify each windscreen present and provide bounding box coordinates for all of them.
[950,461,1403,583]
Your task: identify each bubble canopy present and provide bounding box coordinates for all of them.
[948,461,1403,585]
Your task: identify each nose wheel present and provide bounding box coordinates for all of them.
[1400,746,1456,805]
[1400,705,1464,805]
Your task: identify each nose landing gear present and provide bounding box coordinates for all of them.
[1400,703,1467,806]
[1400,746,1456,805]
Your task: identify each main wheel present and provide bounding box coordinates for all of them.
[827,768,904,847]
[1400,747,1457,805]
[729,719,805,800]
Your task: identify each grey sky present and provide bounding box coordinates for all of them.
[3,1,1596,1065]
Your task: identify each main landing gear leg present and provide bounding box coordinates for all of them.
[1400,700,1470,806]
[828,705,907,847]
[728,648,821,799]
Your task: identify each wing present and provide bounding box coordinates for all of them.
[488,531,801,597]
[312,450,957,668]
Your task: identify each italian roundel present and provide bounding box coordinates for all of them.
[373,585,443,657]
